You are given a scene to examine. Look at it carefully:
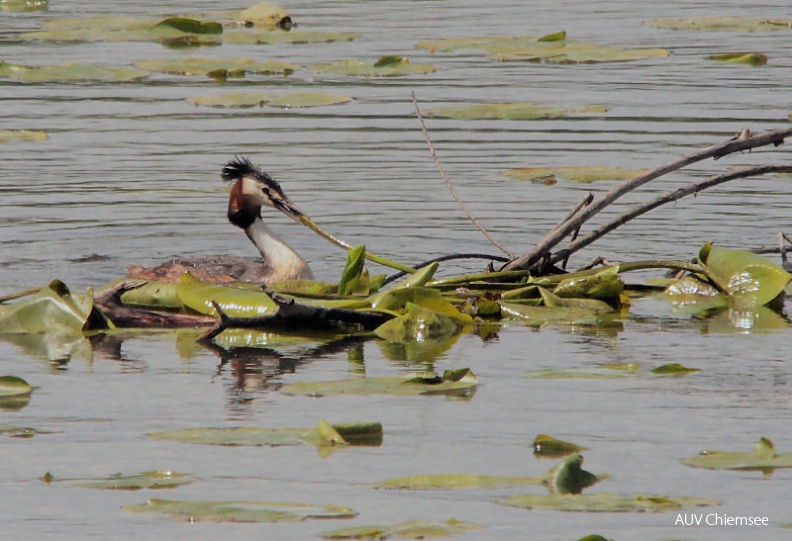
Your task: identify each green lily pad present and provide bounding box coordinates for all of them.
[322,519,483,539]
[645,16,792,32]
[374,301,471,343]
[267,92,353,109]
[0,61,149,83]
[524,363,638,380]
[119,280,183,310]
[223,30,358,45]
[281,368,478,398]
[682,437,792,471]
[122,498,356,522]
[553,267,624,304]
[542,454,600,495]
[538,288,615,314]
[0,130,48,143]
[502,167,645,184]
[148,421,383,448]
[311,57,438,77]
[0,376,32,397]
[706,52,768,66]
[57,470,197,490]
[533,434,588,458]
[134,57,298,77]
[187,92,270,108]
[425,103,607,121]
[0,0,48,11]
[499,302,599,326]
[373,473,542,490]
[698,243,791,306]
[0,426,51,438]
[651,363,699,375]
[498,493,719,512]
[175,272,277,317]
[0,280,110,334]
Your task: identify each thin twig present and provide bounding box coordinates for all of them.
[552,164,792,266]
[502,126,792,271]
[0,287,40,304]
[411,91,515,258]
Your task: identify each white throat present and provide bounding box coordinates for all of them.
[245,216,313,281]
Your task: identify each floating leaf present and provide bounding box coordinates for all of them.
[373,473,542,490]
[498,493,719,512]
[502,167,645,184]
[706,52,768,66]
[0,376,33,397]
[337,246,367,296]
[538,287,615,314]
[61,470,197,491]
[187,91,271,108]
[0,61,148,83]
[553,266,624,304]
[651,363,699,375]
[118,280,182,310]
[500,302,599,326]
[311,58,438,77]
[0,130,48,143]
[426,103,607,121]
[374,301,471,343]
[281,368,478,398]
[698,243,791,306]
[0,426,51,438]
[267,92,353,109]
[542,454,600,495]
[533,434,587,458]
[223,30,358,45]
[134,57,298,77]
[150,17,222,35]
[148,421,383,448]
[175,272,277,317]
[322,519,483,539]
[645,17,792,32]
[0,0,48,12]
[682,437,792,471]
[524,364,638,380]
[122,498,356,522]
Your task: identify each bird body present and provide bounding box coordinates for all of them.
[126,157,312,285]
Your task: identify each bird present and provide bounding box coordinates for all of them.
[125,157,313,285]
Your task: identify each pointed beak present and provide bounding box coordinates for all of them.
[269,195,306,224]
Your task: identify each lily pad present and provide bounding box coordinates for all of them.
[650,363,699,375]
[187,92,270,108]
[426,103,607,121]
[0,426,51,438]
[552,266,624,304]
[122,498,356,522]
[311,57,438,77]
[534,434,588,458]
[0,61,149,83]
[322,519,483,539]
[0,0,48,12]
[682,437,792,471]
[281,368,478,398]
[148,421,383,448]
[499,302,599,326]
[524,364,638,380]
[119,280,182,310]
[267,92,353,109]
[0,130,47,143]
[645,17,792,32]
[498,493,719,512]
[55,470,197,490]
[223,30,358,45]
[706,52,768,66]
[373,473,542,490]
[374,301,471,343]
[175,272,277,317]
[134,57,298,77]
[698,243,791,306]
[502,167,645,184]
[0,376,32,397]
[542,454,600,495]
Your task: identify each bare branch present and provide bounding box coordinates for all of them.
[502,126,792,271]
[411,91,515,258]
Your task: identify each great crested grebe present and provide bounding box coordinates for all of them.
[126,157,313,284]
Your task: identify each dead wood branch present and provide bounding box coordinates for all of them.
[94,282,215,329]
[502,126,792,272]
[412,91,515,258]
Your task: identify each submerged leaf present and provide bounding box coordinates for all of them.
[281,369,478,398]
[0,61,148,83]
[645,17,792,32]
[134,57,298,76]
[682,437,792,471]
[426,103,607,120]
[68,470,196,490]
[373,473,542,490]
[498,492,719,512]
[706,52,768,66]
[122,498,356,522]
[502,166,645,184]
[323,519,483,539]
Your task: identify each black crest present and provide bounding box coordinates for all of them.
[221,156,288,197]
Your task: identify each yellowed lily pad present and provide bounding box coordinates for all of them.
[706,52,768,66]
[122,498,356,522]
[187,92,270,108]
[311,57,438,77]
[281,368,478,398]
[134,57,298,77]
[0,130,47,143]
[0,61,149,83]
[322,519,483,539]
[682,437,792,471]
[645,17,792,32]
[236,1,290,28]
[425,103,607,121]
[55,470,197,490]
[267,92,353,108]
[148,421,382,448]
[503,167,645,184]
[498,493,719,512]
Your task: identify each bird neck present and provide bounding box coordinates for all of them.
[245,216,313,281]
